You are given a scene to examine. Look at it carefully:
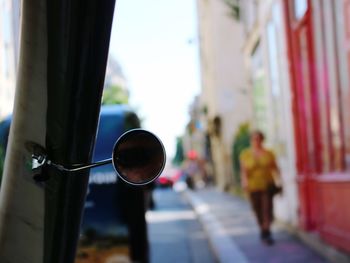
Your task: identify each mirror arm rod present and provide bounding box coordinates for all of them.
[46,158,113,172]
[31,153,113,172]
[27,141,113,173]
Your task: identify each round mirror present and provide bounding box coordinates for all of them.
[112,129,166,185]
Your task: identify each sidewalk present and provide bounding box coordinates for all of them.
[183,187,332,263]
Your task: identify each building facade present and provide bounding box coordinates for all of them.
[240,0,350,255]
[0,0,20,119]
[283,0,350,254]
[0,0,127,120]
[240,0,299,225]
[104,55,128,91]
[196,0,253,190]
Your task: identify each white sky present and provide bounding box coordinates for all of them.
[109,0,201,159]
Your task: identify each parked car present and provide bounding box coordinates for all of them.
[0,115,12,185]
[156,165,182,188]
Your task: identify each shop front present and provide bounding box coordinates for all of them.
[284,0,350,253]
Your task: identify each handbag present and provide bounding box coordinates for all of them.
[268,181,282,196]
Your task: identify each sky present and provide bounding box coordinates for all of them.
[109,0,201,159]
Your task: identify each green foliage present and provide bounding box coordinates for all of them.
[223,0,240,21]
[102,85,129,105]
[172,137,185,166]
[232,122,250,184]
[124,111,141,131]
[187,121,195,135]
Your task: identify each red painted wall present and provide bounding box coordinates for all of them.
[318,176,350,253]
[283,0,350,253]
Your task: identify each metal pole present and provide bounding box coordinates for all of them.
[0,0,47,262]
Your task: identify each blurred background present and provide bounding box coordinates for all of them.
[1,0,350,262]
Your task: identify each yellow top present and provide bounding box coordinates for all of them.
[239,148,276,192]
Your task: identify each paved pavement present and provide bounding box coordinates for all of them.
[184,187,329,263]
[147,188,216,263]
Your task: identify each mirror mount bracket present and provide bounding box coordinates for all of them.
[26,141,112,182]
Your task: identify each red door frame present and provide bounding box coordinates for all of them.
[343,0,350,165]
[284,0,350,252]
[283,0,322,230]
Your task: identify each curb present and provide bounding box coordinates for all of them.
[183,190,248,263]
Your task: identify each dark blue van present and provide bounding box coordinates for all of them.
[76,104,149,263]
[0,105,149,263]
[0,115,11,184]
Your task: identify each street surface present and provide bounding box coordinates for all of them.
[147,188,216,263]
[186,187,329,263]
[147,186,331,263]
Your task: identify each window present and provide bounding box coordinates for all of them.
[265,3,289,157]
[251,42,269,138]
[294,0,308,20]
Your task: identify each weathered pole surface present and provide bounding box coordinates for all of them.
[0,0,116,262]
[0,0,47,262]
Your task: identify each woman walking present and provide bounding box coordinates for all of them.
[239,130,282,245]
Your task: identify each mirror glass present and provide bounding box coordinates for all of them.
[112,129,166,185]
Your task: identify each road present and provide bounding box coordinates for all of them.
[146,187,216,263]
